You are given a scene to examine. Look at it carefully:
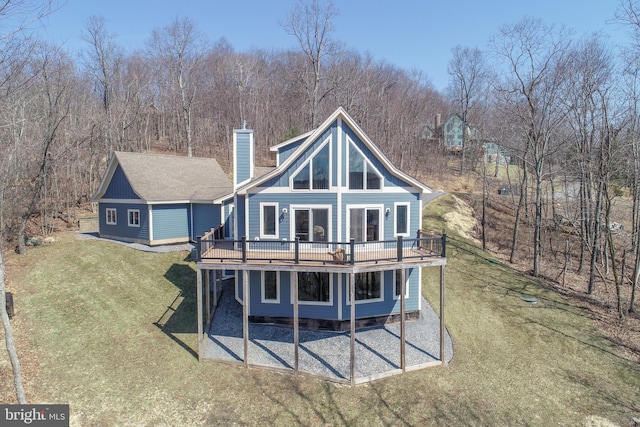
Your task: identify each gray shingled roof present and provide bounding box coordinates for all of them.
[113,151,232,202]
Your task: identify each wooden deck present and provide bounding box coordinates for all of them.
[197,242,445,272]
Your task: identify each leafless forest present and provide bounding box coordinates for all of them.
[2,0,640,323]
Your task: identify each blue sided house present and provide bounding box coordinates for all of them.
[195,107,447,380]
[92,152,232,246]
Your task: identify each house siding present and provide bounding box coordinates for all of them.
[339,269,419,319]
[192,203,221,240]
[98,201,149,242]
[235,194,247,239]
[277,138,305,165]
[234,129,253,187]
[247,192,338,241]
[103,164,139,199]
[151,204,191,242]
[249,272,339,319]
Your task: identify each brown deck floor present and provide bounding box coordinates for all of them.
[199,244,443,269]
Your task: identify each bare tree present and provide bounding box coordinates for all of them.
[447,45,490,174]
[0,0,60,405]
[15,43,71,254]
[284,0,338,129]
[81,15,123,157]
[147,17,208,157]
[491,18,572,276]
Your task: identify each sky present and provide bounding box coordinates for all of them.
[35,0,629,92]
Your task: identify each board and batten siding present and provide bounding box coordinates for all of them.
[103,164,139,199]
[98,201,149,243]
[151,204,190,242]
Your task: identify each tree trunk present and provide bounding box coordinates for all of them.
[0,252,27,404]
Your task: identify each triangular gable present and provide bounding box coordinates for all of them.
[91,153,144,202]
[236,107,432,195]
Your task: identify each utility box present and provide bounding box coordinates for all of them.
[5,291,14,319]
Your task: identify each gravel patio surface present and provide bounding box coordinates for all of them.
[204,281,454,383]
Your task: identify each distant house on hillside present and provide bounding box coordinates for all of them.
[91,152,232,246]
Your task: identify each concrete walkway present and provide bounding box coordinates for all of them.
[204,281,453,384]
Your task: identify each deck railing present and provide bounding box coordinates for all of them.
[196,232,445,265]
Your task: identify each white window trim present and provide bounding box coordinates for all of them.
[259,202,279,239]
[106,208,117,225]
[127,209,140,227]
[394,202,411,237]
[261,271,280,304]
[346,271,384,305]
[394,269,410,300]
[346,204,384,242]
[291,272,333,306]
[346,137,383,190]
[289,204,332,244]
[289,137,332,191]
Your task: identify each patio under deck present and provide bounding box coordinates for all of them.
[203,280,454,384]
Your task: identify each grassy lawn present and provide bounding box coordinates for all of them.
[1,195,639,425]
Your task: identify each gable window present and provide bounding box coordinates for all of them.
[128,209,140,227]
[292,141,330,190]
[394,269,409,299]
[394,202,410,237]
[106,208,117,225]
[296,272,331,305]
[293,207,329,242]
[261,271,279,303]
[348,272,382,303]
[349,207,381,242]
[260,203,278,238]
[348,142,381,190]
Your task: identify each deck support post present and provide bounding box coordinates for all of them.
[440,264,446,365]
[350,272,356,386]
[293,272,299,374]
[400,268,406,372]
[196,267,203,361]
[205,269,211,330]
[213,270,218,309]
[243,270,249,367]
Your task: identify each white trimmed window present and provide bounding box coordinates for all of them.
[291,206,329,242]
[291,140,330,190]
[106,208,117,225]
[127,209,140,227]
[394,269,410,299]
[348,206,382,242]
[394,202,410,237]
[348,141,382,190]
[348,271,383,304]
[260,203,278,238]
[294,272,332,305]
[261,271,279,303]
